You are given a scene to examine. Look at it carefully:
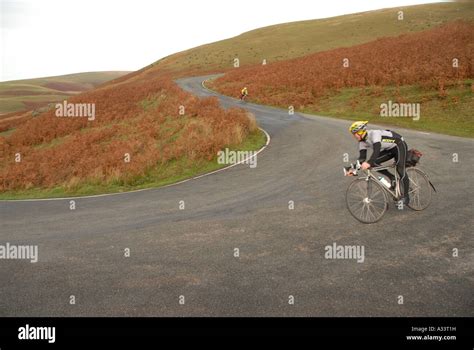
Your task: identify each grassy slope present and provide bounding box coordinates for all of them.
[208,20,474,137]
[0,71,130,114]
[0,69,264,199]
[3,2,472,116]
[0,129,266,200]
[303,82,474,138]
[153,2,474,72]
[146,2,474,137]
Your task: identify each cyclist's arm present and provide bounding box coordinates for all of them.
[358,149,367,162]
[367,142,381,166]
[366,131,382,166]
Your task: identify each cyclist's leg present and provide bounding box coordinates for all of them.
[378,169,395,182]
[394,141,409,202]
[372,150,396,181]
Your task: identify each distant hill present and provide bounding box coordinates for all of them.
[153,2,474,73]
[0,71,130,114]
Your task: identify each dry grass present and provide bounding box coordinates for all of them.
[211,22,474,107]
[0,73,256,192]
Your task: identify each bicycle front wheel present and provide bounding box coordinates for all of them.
[346,178,388,224]
[406,167,432,211]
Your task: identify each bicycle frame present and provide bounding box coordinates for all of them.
[363,164,402,200]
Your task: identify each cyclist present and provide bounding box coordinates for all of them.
[348,121,410,205]
[240,87,249,100]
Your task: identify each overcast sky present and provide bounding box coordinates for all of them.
[1,0,442,81]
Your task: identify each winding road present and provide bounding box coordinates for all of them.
[1,75,473,316]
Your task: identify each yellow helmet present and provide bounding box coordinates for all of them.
[349,121,368,135]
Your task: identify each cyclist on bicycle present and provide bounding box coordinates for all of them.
[240,87,249,100]
[348,121,410,205]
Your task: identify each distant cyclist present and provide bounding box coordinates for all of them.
[240,87,249,100]
[348,121,410,205]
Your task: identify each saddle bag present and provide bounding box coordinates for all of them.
[406,149,422,167]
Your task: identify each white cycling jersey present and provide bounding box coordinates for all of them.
[358,130,401,152]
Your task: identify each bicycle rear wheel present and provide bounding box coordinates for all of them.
[346,178,388,223]
[406,167,432,210]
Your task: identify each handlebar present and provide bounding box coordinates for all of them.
[344,160,361,176]
[344,161,396,176]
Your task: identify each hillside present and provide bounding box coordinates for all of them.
[0,72,260,198]
[0,71,130,114]
[209,21,474,137]
[4,2,473,118]
[153,2,474,72]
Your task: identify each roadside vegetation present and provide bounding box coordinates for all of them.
[0,73,263,199]
[210,22,474,137]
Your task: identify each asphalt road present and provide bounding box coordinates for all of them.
[0,75,473,316]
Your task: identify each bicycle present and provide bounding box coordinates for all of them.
[344,160,436,223]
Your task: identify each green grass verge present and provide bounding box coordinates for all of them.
[0,129,267,200]
[298,82,474,138]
